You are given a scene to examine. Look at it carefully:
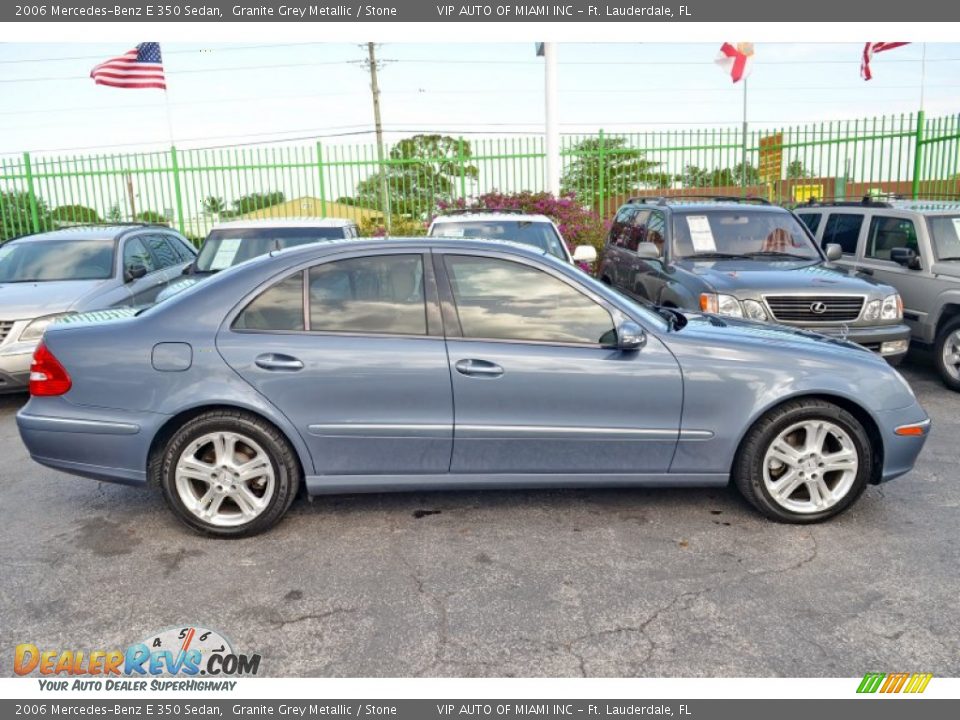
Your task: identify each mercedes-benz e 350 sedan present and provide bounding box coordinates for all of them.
[16,238,930,536]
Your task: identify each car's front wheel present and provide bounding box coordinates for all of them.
[158,410,300,537]
[934,317,960,391]
[733,399,872,523]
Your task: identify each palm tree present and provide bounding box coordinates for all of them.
[203,196,226,216]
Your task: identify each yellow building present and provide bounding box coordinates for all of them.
[240,196,382,225]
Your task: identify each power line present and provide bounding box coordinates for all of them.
[0,42,331,64]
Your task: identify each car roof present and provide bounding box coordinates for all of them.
[628,201,788,214]
[799,200,960,215]
[6,225,165,242]
[262,235,549,263]
[431,213,555,224]
[212,217,357,230]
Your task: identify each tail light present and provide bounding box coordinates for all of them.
[29,341,72,397]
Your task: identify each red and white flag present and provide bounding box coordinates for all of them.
[861,42,909,80]
[715,42,754,83]
[90,42,166,90]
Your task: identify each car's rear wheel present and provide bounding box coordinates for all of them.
[934,317,960,391]
[159,410,300,537]
[733,399,872,523]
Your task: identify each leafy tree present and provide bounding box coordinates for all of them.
[106,204,123,223]
[51,204,101,224]
[562,137,662,204]
[679,164,712,188]
[353,135,479,216]
[136,210,168,223]
[203,196,227,215]
[786,160,810,179]
[1,191,53,240]
[232,191,285,215]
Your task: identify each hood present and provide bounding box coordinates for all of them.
[931,261,960,280]
[0,280,107,321]
[671,310,881,362]
[675,258,891,294]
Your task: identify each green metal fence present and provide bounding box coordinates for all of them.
[2,111,959,242]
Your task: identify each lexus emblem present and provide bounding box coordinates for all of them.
[810,301,828,314]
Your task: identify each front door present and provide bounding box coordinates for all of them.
[217,251,453,476]
[437,252,683,475]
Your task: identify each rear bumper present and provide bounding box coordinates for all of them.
[875,402,931,483]
[16,398,164,486]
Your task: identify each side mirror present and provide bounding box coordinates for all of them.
[617,321,646,351]
[124,263,148,282]
[824,243,843,261]
[636,242,661,260]
[572,245,598,264]
[890,247,921,270]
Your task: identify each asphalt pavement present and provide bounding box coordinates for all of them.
[1,353,957,677]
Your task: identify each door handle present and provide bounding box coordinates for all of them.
[454,359,504,378]
[255,353,304,371]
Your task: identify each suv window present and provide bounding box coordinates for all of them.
[796,212,822,234]
[143,234,182,269]
[309,254,426,335]
[167,234,196,261]
[445,255,615,345]
[865,216,919,260]
[821,213,864,255]
[123,237,157,275]
[624,210,649,252]
[646,211,666,254]
[234,272,305,331]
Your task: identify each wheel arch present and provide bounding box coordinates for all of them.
[730,392,884,485]
[146,402,310,486]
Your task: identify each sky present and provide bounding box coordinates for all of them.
[1,41,959,158]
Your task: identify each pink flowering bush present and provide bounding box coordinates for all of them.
[435,191,608,273]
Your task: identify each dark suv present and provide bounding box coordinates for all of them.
[598,197,911,363]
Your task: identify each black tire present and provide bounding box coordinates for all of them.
[933,316,960,391]
[732,399,873,523]
[157,410,301,537]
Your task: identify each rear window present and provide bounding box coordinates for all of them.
[195,226,350,272]
[796,212,822,234]
[0,238,115,282]
[821,213,864,255]
[430,220,568,260]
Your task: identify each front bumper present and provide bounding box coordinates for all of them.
[807,322,912,363]
[0,342,35,393]
[876,402,931,483]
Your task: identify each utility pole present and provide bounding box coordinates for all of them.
[366,42,392,234]
[542,42,561,196]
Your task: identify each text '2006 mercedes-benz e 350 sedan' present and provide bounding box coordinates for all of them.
[17,238,931,536]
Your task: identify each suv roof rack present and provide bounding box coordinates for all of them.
[626,195,771,206]
[800,193,960,209]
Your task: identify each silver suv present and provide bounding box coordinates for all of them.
[797,198,960,389]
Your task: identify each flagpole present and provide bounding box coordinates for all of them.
[741,77,748,187]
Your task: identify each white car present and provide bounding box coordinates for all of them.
[428,212,597,266]
[157,217,360,302]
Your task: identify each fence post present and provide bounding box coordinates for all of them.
[170,145,186,235]
[316,141,328,217]
[22,151,40,233]
[911,110,925,200]
[597,130,606,216]
[458,136,467,201]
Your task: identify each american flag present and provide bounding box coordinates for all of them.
[90,43,166,90]
[861,42,909,80]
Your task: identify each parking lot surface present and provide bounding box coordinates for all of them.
[1,354,957,678]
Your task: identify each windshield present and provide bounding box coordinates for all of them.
[430,220,568,260]
[195,227,349,272]
[672,210,820,260]
[928,216,960,260]
[0,239,115,282]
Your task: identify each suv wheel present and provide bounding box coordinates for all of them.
[158,410,300,537]
[934,317,960,391]
[733,399,872,523]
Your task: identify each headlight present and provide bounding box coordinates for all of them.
[742,299,769,321]
[881,294,903,320]
[863,299,880,322]
[700,293,743,318]
[18,313,73,343]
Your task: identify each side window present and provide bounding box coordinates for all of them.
[610,207,636,246]
[143,234,180,269]
[821,213,864,255]
[625,210,650,252]
[234,272,305,331]
[865,216,919,261]
[796,213,822,235]
[445,255,615,345]
[646,211,666,254]
[167,234,196,261]
[309,254,426,335]
[123,237,157,275]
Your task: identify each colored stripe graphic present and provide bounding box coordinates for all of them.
[857,672,933,694]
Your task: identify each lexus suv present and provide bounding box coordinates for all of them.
[797,197,960,389]
[598,197,911,364]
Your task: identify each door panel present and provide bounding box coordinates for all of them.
[857,215,928,331]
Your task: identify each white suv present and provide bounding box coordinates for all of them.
[428,212,597,267]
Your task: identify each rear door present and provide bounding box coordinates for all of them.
[119,236,166,306]
[217,249,454,478]
[437,251,683,475]
[857,213,928,330]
